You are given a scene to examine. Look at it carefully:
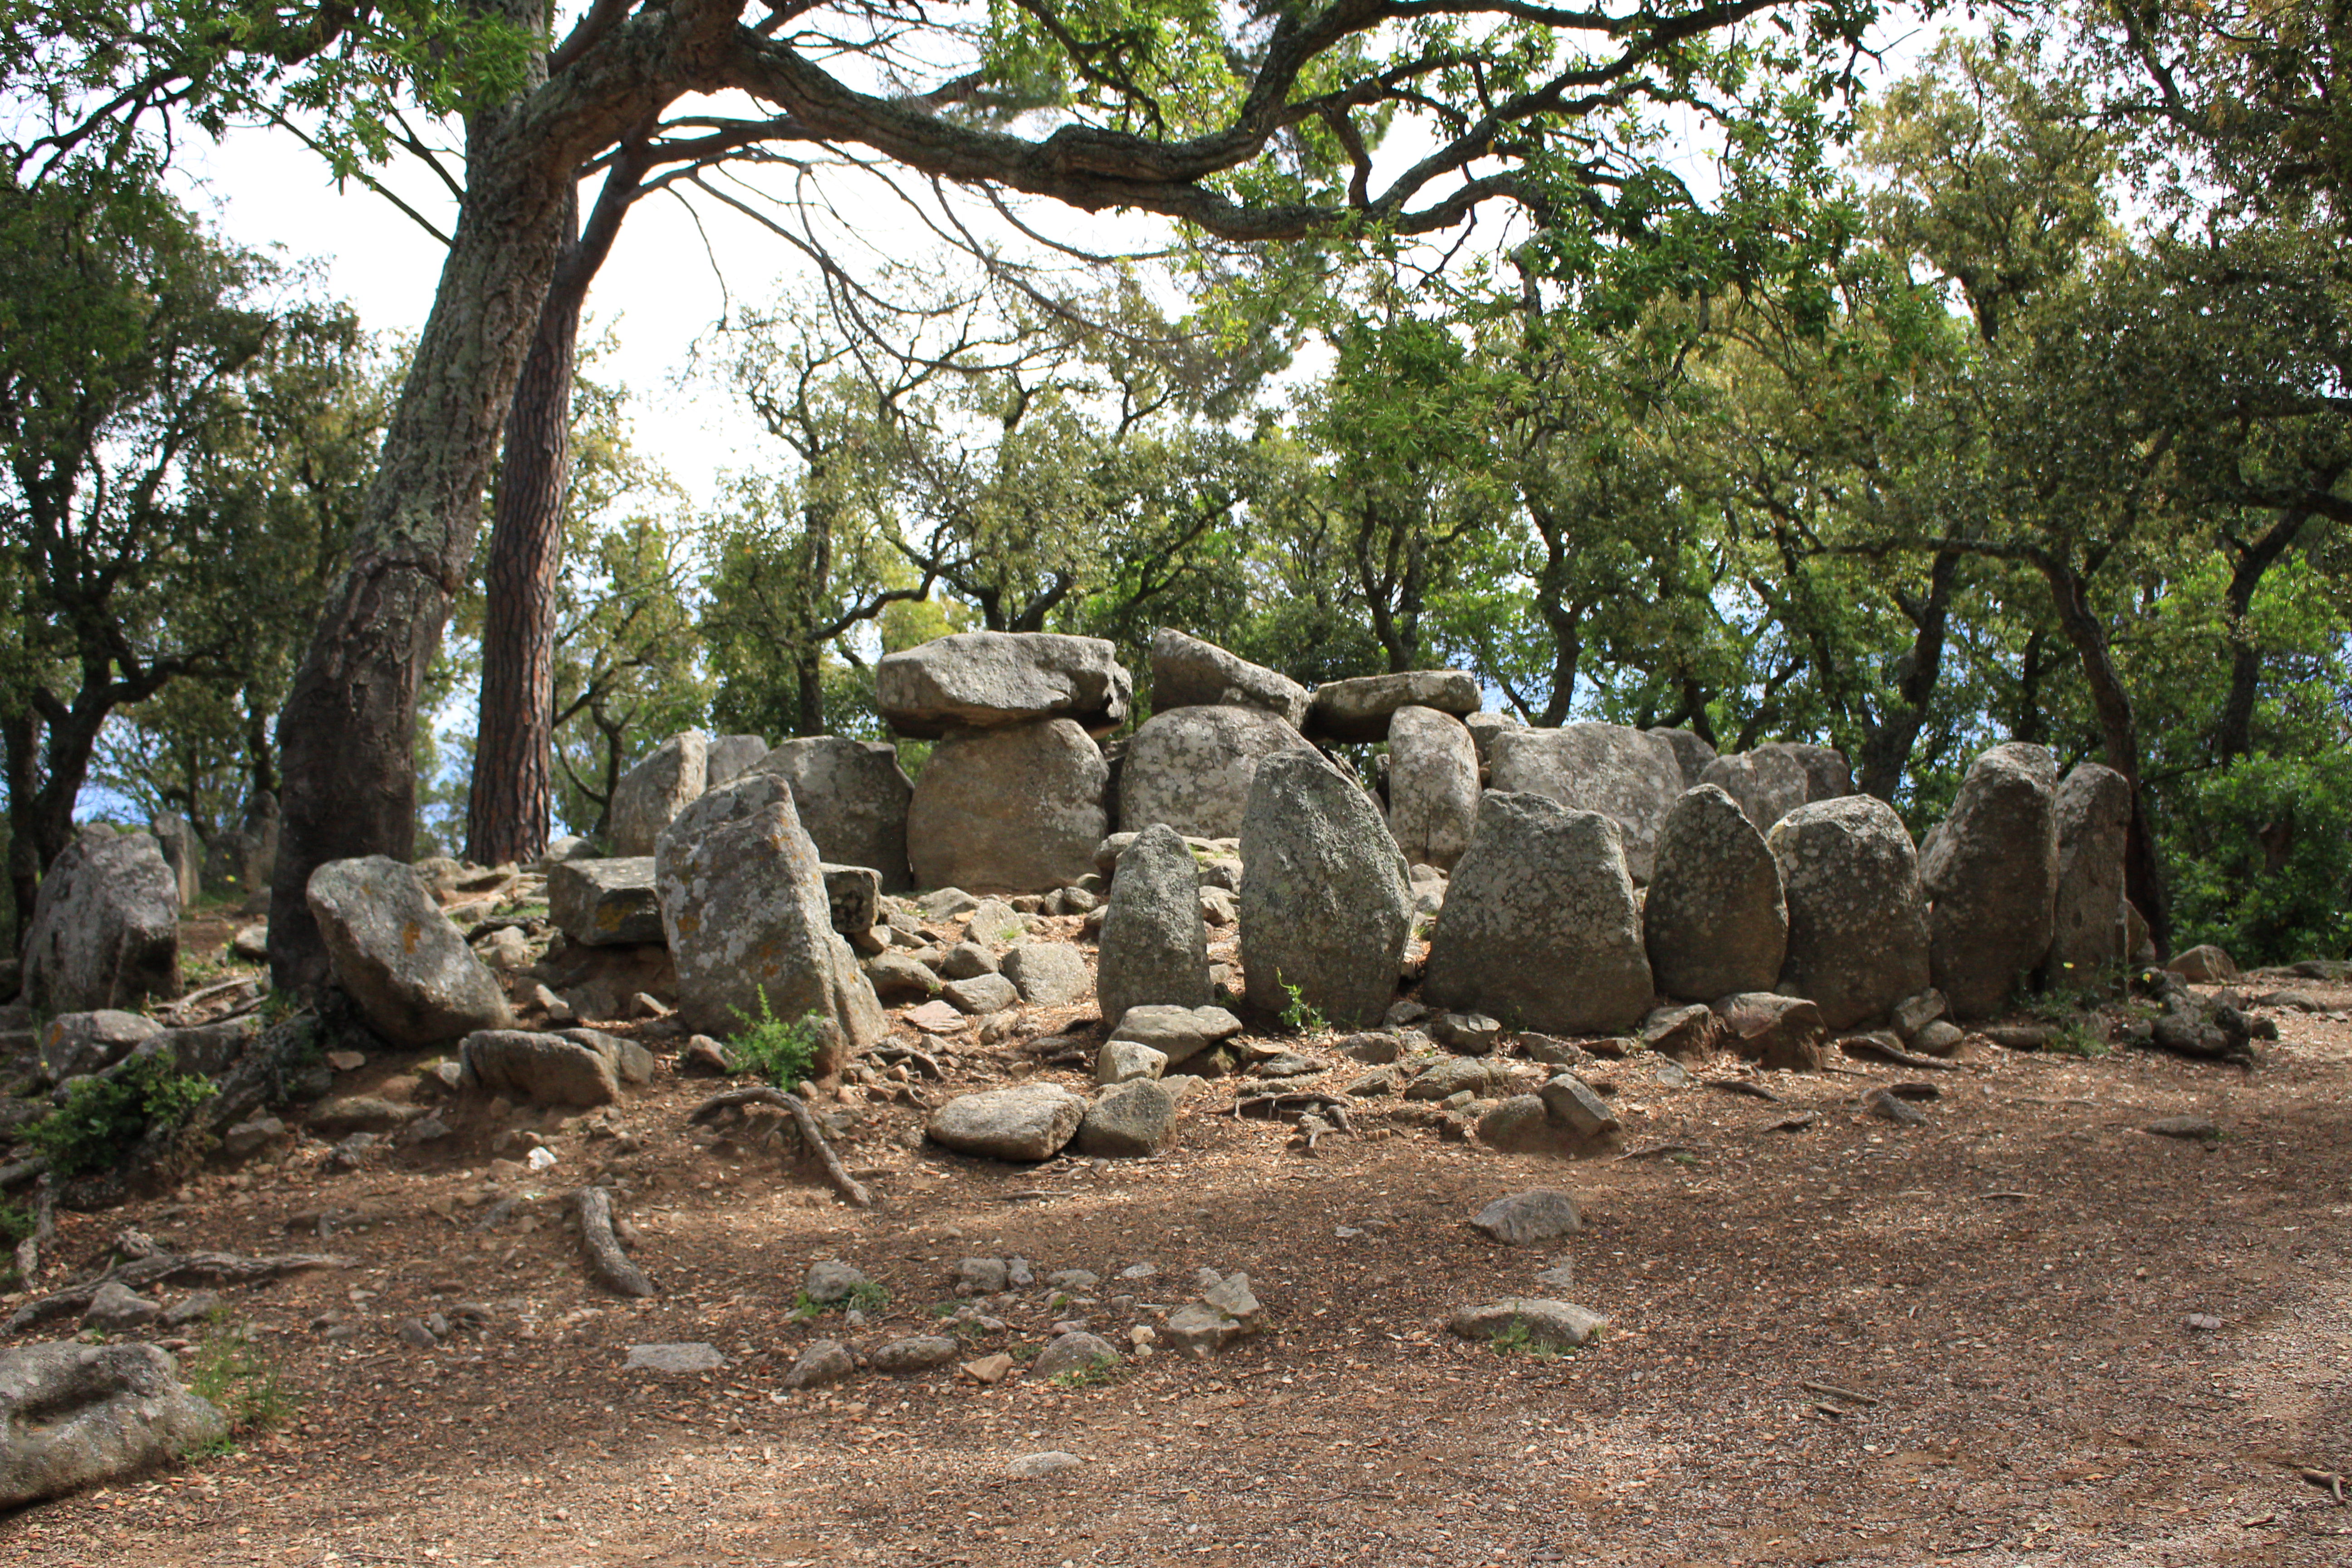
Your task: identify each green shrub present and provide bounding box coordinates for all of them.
[1278,975,1328,1036]
[728,988,823,1089]
[181,1313,295,1448]
[26,1050,217,1177]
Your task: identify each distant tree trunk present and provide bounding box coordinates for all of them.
[2212,501,2318,765]
[1857,549,1960,801]
[2011,627,2049,747]
[270,79,575,991]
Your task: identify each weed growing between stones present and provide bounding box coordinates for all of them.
[1049,1359,1127,1391]
[1278,976,1328,1037]
[728,988,822,1089]
[180,1312,295,1453]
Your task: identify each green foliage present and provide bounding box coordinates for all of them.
[1277,977,1328,1037]
[0,1200,30,1246]
[727,989,823,1091]
[1048,1357,1126,1390]
[2166,753,2352,964]
[26,1050,217,1177]
[180,1312,296,1448]
[1484,1319,1573,1361]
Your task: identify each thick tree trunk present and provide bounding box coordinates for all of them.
[2213,504,2314,765]
[270,93,574,990]
[1857,549,1960,801]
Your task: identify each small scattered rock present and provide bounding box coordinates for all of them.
[870,1335,960,1374]
[783,1338,857,1389]
[1448,1298,1609,1350]
[1006,1450,1084,1478]
[803,1259,872,1305]
[1431,1012,1504,1056]
[953,1258,1010,1297]
[624,1343,727,1375]
[2146,1116,2222,1141]
[1862,1087,1926,1127]
[1469,1190,1582,1246]
[81,1281,161,1333]
[1033,1331,1121,1380]
[960,1353,1014,1386]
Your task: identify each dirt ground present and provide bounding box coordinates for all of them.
[4,921,2349,1568]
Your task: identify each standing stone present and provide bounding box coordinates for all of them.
[21,830,181,1015]
[1148,628,1309,728]
[609,732,707,856]
[703,734,771,789]
[2043,762,2132,994]
[755,736,916,891]
[1118,706,1320,840]
[1464,711,1523,775]
[1387,706,1480,872]
[1757,742,1854,803]
[1644,785,1787,1001]
[654,783,884,1065]
[1699,750,1810,833]
[1096,825,1211,1025]
[151,813,201,906]
[875,631,1131,739]
[907,720,1108,892]
[547,858,665,946]
[1920,742,2058,1021]
[1239,753,1411,1029]
[306,857,510,1047]
[1767,796,1931,1030]
[1487,724,1684,882]
[1423,793,1653,1035]
[1303,670,1480,743]
[1648,728,1720,792]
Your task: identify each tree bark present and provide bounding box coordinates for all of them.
[1856,549,1960,801]
[2213,503,2316,765]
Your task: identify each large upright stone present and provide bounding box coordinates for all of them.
[1096,824,1211,1024]
[306,857,510,1047]
[1921,742,2059,1020]
[1304,670,1480,743]
[0,1342,226,1509]
[906,719,1108,892]
[201,793,277,902]
[703,734,771,789]
[1699,749,1810,833]
[1118,706,1319,841]
[547,858,664,946]
[1239,753,1411,1028]
[654,783,884,1063]
[1648,729,1720,792]
[1422,793,1653,1035]
[151,813,201,906]
[1758,742,1852,803]
[1767,796,1930,1030]
[1644,785,1788,1001]
[2043,762,2133,993]
[1464,711,1523,774]
[609,732,707,856]
[876,631,1131,739]
[1486,724,1683,882]
[1387,706,1480,871]
[755,736,916,891]
[1149,628,1310,728]
[21,830,180,1016]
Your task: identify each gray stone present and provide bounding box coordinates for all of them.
[943,973,1020,1015]
[1001,943,1090,1007]
[1387,706,1480,871]
[1486,724,1684,882]
[1240,753,1412,1029]
[1648,729,1720,792]
[803,1260,871,1305]
[1120,706,1320,841]
[1921,743,2058,1020]
[821,864,881,936]
[1423,793,1652,1036]
[0,1342,225,1509]
[1639,1004,1719,1060]
[563,1027,654,1085]
[871,1335,960,1374]
[1095,1038,1167,1085]
[1448,1299,1608,1350]
[1337,1031,1402,1065]
[1538,1072,1623,1145]
[907,719,1109,892]
[200,793,278,903]
[2146,1114,2222,1141]
[2044,763,2131,995]
[1007,1450,1085,1478]
[1108,1004,1244,1068]
[1407,1056,1506,1101]
[460,1030,621,1107]
[21,830,180,1016]
[1075,1079,1177,1157]
[1476,1096,1587,1158]
[624,1343,727,1375]
[548,858,664,947]
[610,732,708,856]
[926,1084,1087,1161]
[941,941,999,980]
[1912,1019,1965,1057]
[703,734,771,789]
[1889,989,1948,1039]
[1758,742,1853,803]
[1643,784,1788,1001]
[862,953,941,1003]
[965,897,1030,945]
[1713,992,1827,1073]
[1469,1190,1583,1245]
[230,921,269,961]
[918,887,980,921]
[1465,711,1525,774]
[1097,824,1211,1024]
[307,1095,421,1136]
[1033,1331,1120,1380]
[1699,750,1810,834]
[37,1010,161,1083]
[655,780,884,1067]
[1768,796,1931,1031]
[1305,670,1480,742]
[782,1338,857,1390]
[877,631,1131,739]
[1430,1011,1504,1056]
[952,1257,1009,1295]
[220,1116,286,1161]
[308,857,511,1047]
[1148,628,1310,727]
[2168,944,2238,984]
[151,813,201,906]
[81,1282,161,1333]
[161,1292,223,1329]
[755,737,916,891]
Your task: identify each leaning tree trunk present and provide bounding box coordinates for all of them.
[269,93,573,991]
[1857,549,1960,801]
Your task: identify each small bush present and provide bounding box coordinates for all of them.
[1278,976,1328,1036]
[728,988,823,1089]
[26,1050,217,1177]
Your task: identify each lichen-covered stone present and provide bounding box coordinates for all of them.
[1387,706,1480,872]
[1921,742,2058,1020]
[926,1084,1086,1161]
[754,736,915,890]
[1768,796,1931,1031]
[1239,753,1411,1029]
[609,732,707,856]
[0,1342,225,1509]
[876,631,1131,739]
[307,857,510,1048]
[22,829,180,1016]
[1304,670,1480,742]
[1644,784,1787,1000]
[2043,761,2132,994]
[907,719,1108,892]
[1118,706,1319,840]
[1698,750,1810,834]
[1148,628,1309,727]
[548,857,665,947]
[1097,824,1211,1024]
[1486,724,1685,882]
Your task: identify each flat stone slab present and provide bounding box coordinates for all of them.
[624,1343,727,1374]
[1448,1298,1610,1350]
